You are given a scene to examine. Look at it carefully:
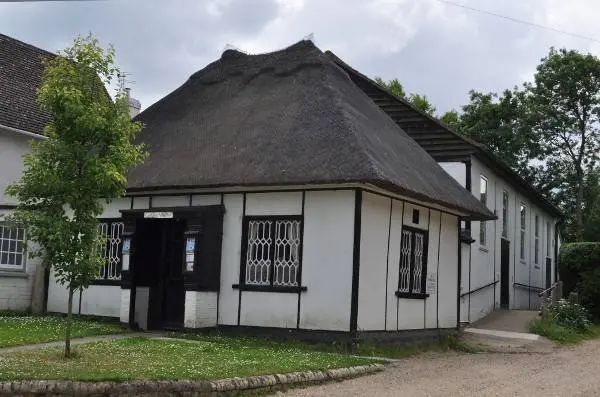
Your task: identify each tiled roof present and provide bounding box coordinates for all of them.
[0,33,55,135]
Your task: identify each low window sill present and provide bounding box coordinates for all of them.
[91,279,122,286]
[395,291,429,299]
[232,284,307,293]
[0,270,27,278]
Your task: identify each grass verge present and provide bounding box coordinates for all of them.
[0,336,376,381]
[0,313,125,348]
[529,319,600,344]
[170,332,477,359]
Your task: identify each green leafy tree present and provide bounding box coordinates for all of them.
[523,48,600,240]
[440,109,459,129]
[373,77,436,115]
[5,35,146,357]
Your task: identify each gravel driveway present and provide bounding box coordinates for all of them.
[283,339,600,397]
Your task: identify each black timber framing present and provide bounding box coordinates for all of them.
[326,51,561,219]
[349,189,362,336]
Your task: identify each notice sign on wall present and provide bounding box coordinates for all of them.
[426,273,437,295]
[144,211,173,219]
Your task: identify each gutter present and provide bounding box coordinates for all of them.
[0,123,45,140]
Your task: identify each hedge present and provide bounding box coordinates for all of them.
[559,242,600,320]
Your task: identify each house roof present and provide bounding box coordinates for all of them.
[129,40,494,220]
[0,33,54,136]
[324,51,562,218]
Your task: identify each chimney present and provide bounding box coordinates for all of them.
[125,88,141,118]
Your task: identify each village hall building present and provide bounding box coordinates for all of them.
[1,33,559,336]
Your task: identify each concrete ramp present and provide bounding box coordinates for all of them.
[462,310,554,353]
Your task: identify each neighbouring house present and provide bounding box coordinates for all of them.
[0,33,52,312]
[0,33,140,313]
[325,54,562,323]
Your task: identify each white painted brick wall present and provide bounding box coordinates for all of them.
[120,289,130,323]
[0,256,41,311]
[184,291,217,328]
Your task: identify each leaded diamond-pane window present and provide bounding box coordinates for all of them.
[398,227,428,295]
[243,216,302,288]
[98,220,124,280]
[0,224,26,270]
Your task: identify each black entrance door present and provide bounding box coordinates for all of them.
[144,218,186,330]
[501,238,510,308]
[546,257,552,289]
[161,219,186,329]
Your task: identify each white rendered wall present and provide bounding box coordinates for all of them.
[300,190,355,331]
[0,128,31,205]
[358,192,455,331]
[80,285,121,318]
[217,193,243,326]
[438,212,459,328]
[448,157,560,321]
[240,292,297,328]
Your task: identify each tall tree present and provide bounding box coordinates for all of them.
[6,35,146,357]
[524,48,600,240]
[374,77,436,116]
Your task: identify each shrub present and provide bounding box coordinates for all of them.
[547,298,590,331]
[559,242,600,320]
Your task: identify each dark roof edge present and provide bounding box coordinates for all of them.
[324,50,561,219]
[0,123,45,139]
[125,180,496,221]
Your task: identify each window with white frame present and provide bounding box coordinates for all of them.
[398,227,428,296]
[97,220,124,280]
[520,204,527,261]
[479,176,488,246]
[243,216,302,287]
[534,215,539,264]
[546,221,552,257]
[502,190,509,238]
[0,224,25,271]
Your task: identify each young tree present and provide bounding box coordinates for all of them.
[524,48,600,240]
[5,35,146,357]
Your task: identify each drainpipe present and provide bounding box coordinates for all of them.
[457,218,462,331]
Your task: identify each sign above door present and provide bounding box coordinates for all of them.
[144,211,174,219]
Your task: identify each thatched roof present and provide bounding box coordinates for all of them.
[129,40,494,220]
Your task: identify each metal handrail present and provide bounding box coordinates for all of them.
[538,282,559,298]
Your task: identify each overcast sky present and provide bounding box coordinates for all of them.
[2,0,600,113]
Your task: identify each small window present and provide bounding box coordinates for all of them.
[98,220,124,280]
[412,209,419,224]
[479,176,488,246]
[534,215,539,264]
[0,224,26,271]
[243,216,302,287]
[520,204,527,261]
[398,227,428,296]
[502,190,509,238]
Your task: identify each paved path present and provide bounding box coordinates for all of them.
[0,333,143,354]
[282,339,600,397]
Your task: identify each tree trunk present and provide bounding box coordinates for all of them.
[576,169,585,241]
[65,286,74,358]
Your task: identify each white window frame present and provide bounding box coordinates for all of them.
[479,175,488,247]
[0,223,26,272]
[242,216,303,288]
[546,221,552,258]
[520,203,527,261]
[534,215,539,265]
[97,219,124,281]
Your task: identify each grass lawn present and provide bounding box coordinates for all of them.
[171,332,477,358]
[0,336,376,381]
[0,314,125,348]
[529,319,600,344]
